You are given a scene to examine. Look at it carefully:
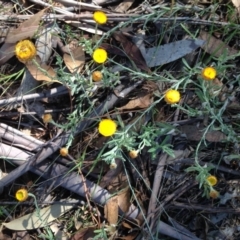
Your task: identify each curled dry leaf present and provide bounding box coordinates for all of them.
[35,24,60,63]
[118,94,153,110]
[63,40,85,74]
[104,195,118,227]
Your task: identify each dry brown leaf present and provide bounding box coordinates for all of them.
[113,32,150,72]
[232,0,240,13]
[5,8,47,43]
[26,57,58,82]
[199,30,238,58]
[63,40,85,73]
[118,232,139,240]
[118,186,131,213]
[179,125,227,142]
[70,226,96,240]
[115,0,135,13]
[99,159,123,188]
[118,94,153,110]
[104,195,118,226]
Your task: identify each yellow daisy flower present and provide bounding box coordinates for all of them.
[16,189,28,202]
[93,48,107,64]
[60,148,69,157]
[201,67,217,81]
[129,150,139,159]
[15,40,36,62]
[42,113,52,123]
[93,11,107,24]
[92,71,103,81]
[98,119,117,137]
[206,175,218,186]
[164,89,181,104]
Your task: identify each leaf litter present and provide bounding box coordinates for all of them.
[1,0,240,240]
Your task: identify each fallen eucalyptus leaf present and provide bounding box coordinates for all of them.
[3,203,74,230]
[5,8,47,43]
[118,94,153,110]
[142,39,205,67]
[199,30,238,58]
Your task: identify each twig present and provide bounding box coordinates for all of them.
[147,153,167,233]
[0,85,68,107]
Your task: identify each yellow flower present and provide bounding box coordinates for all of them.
[92,71,103,82]
[129,150,139,159]
[93,48,107,64]
[98,119,117,137]
[60,147,68,157]
[164,89,181,104]
[209,189,219,199]
[16,189,28,202]
[206,175,217,186]
[15,40,36,62]
[93,11,107,24]
[110,162,117,169]
[201,67,217,81]
[42,113,52,123]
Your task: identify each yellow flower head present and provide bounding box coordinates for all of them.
[201,67,217,81]
[60,147,68,157]
[93,11,107,24]
[42,113,52,123]
[209,189,219,199]
[93,48,107,64]
[129,150,139,159]
[92,71,103,82]
[164,89,181,104]
[98,119,117,137]
[16,189,28,202]
[206,175,217,186]
[15,40,36,62]
[110,162,117,169]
